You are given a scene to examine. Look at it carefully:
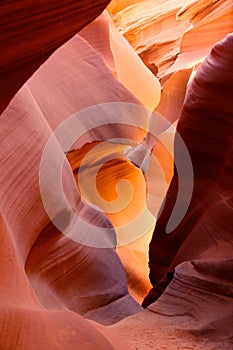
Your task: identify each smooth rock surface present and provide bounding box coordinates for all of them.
[141,33,233,345]
[1,1,232,349]
[109,0,233,79]
[0,0,111,114]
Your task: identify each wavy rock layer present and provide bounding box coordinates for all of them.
[108,0,191,77]
[80,11,161,109]
[0,1,157,347]
[1,1,233,349]
[141,33,233,344]
[109,0,233,79]
[0,208,131,350]
[67,141,154,304]
[0,0,112,115]
[111,257,233,350]
[177,0,233,64]
[1,33,146,326]
[108,0,232,131]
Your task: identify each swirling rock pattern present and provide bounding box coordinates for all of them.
[1,32,145,326]
[0,208,130,349]
[1,0,233,349]
[142,33,233,345]
[0,0,110,114]
[109,0,233,127]
[109,0,233,79]
[108,0,191,77]
[0,1,147,348]
[80,11,161,109]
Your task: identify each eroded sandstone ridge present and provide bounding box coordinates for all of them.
[0,1,137,348]
[108,0,233,78]
[140,32,233,348]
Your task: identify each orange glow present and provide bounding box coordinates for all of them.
[67,137,174,245]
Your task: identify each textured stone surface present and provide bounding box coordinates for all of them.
[0,0,113,115]
[141,33,233,343]
[166,0,233,76]
[107,33,233,350]
[108,0,191,78]
[111,258,233,349]
[1,1,233,349]
[109,0,233,79]
[1,32,145,327]
[0,1,148,347]
[80,11,161,109]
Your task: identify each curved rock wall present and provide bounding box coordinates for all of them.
[0,0,110,114]
[109,32,233,350]
[143,33,233,341]
[109,0,233,79]
[1,1,232,349]
[0,1,144,348]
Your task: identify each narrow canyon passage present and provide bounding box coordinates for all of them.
[0,1,233,349]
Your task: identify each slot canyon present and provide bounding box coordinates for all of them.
[0,1,233,349]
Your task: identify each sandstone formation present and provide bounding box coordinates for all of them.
[175,0,233,71]
[0,0,233,349]
[0,1,145,348]
[0,0,112,115]
[108,0,192,78]
[108,0,233,79]
[108,0,233,127]
[66,138,166,304]
[80,11,161,109]
[141,33,233,347]
[1,30,149,328]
